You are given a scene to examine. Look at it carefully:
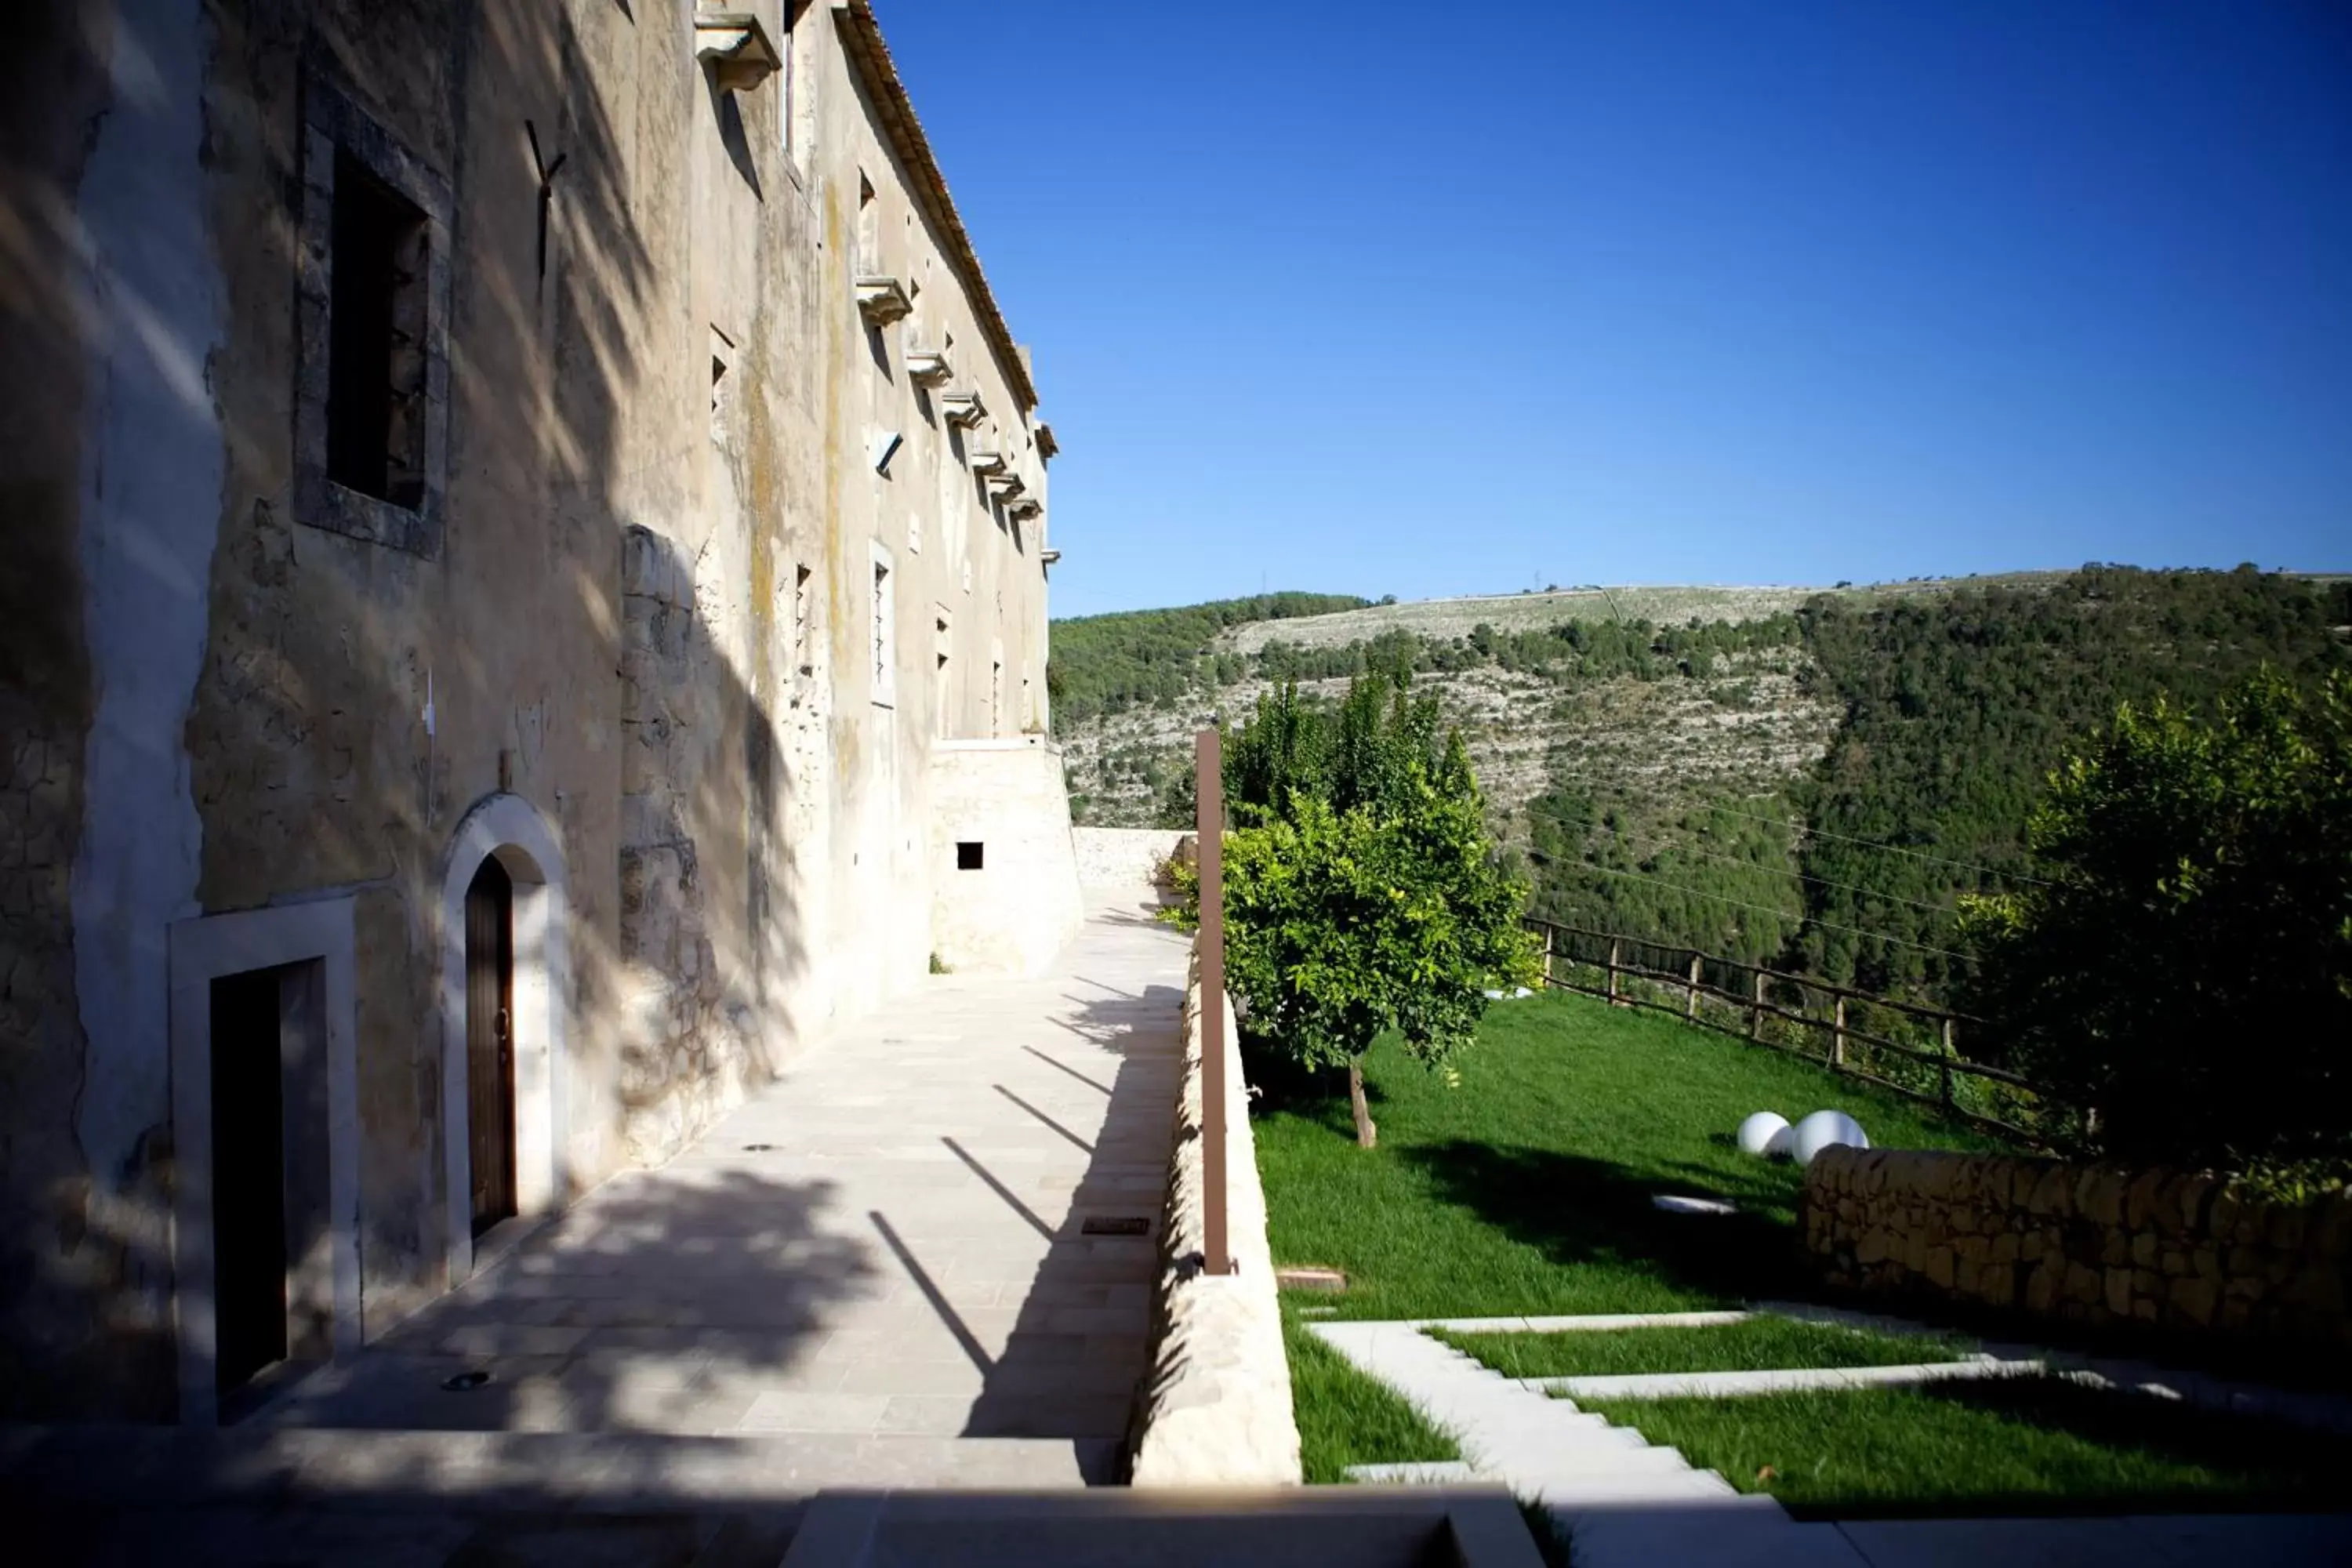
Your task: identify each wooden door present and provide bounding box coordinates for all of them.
[466,855,517,1236]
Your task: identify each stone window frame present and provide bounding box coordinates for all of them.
[167,895,363,1428]
[869,540,898,710]
[292,75,455,558]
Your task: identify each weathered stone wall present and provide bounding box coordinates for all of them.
[3,0,1071,1417]
[927,738,1083,975]
[1072,827,1189,893]
[1803,1148,2352,1348]
[1128,937,1301,1486]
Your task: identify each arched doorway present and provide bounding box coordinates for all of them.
[464,855,517,1237]
[437,793,571,1287]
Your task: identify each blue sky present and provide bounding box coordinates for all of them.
[883,2,2352,619]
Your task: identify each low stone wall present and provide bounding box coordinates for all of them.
[1072,826,1189,893]
[1803,1148,2352,1348]
[1128,936,1301,1486]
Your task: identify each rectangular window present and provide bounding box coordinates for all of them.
[870,546,895,708]
[956,841,984,871]
[934,607,953,739]
[792,564,814,677]
[710,328,734,448]
[856,172,878,274]
[326,151,430,509]
[777,5,794,154]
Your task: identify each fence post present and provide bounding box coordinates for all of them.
[1750,970,1765,1040]
[1195,728,1230,1277]
[1940,1015,1955,1108]
[1543,923,1555,989]
[1607,938,1621,1007]
[1831,994,1846,1069]
[1686,952,1701,1019]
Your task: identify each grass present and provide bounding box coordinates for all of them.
[1434,1318,1973,1380]
[1253,989,2006,1321]
[1576,1377,2352,1518]
[1285,1317,1459,1484]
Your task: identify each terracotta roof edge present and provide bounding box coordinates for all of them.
[834,1,1040,412]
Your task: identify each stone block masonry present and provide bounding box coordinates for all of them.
[1803,1148,2352,1349]
[1071,826,1190,894]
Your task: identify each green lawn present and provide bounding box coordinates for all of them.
[1286,1317,1460,1483]
[1254,989,2005,1320]
[1436,1318,1973,1380]
[1576,1377,2352,1517]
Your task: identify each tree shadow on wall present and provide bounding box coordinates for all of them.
[0,0,826,1431]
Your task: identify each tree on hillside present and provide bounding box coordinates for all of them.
[1215,674,1537,1147]
[1958,668,2352,1171]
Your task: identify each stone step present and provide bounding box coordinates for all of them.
[1339,1461,1482,1485]
[1561,1504,1871,1568]
[1476,1441,1704,1480]
[0,1425,1120,1508]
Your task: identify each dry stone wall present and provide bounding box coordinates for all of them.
[1803,1148,2352,1348]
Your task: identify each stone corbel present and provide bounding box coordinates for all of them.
[906,348,953,387]
[855,276,913,326]
[986,471,1026,501]
[967,449,1007,477]
[695,12,782,94]
[939,390,988,428]
[1007,495,1043,520]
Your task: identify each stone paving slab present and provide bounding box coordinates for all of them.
[241,899,1185,1481]
[1528,1358,2043,1402]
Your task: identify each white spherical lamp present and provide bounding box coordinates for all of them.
[1764,1122,1795,1160]
[1791,1109,1868,1167]
[1737,1112,1791,1158]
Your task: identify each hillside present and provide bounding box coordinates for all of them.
[1212,576,2063,655]
[1053,568,2352,1002]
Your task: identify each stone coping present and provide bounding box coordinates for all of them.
[1126,938,1303,1486]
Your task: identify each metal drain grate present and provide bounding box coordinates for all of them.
[1081,1215,1151,1236]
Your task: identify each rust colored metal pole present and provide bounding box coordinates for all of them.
[1196,728,1231,1277]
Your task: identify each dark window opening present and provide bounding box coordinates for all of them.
[956,841,984,871]
[326,150,429,509]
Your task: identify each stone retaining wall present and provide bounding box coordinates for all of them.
[1072,826,1189,893]
[1803,1148,2352,1348]
[1127,936,1301,1486]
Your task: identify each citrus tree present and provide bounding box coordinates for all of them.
[1216,676,1537,1148]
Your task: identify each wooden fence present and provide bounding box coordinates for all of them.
[1523,917,2051,1142]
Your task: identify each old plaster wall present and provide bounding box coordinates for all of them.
[2,0,1076,1419]
[928,740,1084,975]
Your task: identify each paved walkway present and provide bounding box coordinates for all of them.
[257,898,1185,1480]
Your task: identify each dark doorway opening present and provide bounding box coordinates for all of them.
[466,855,518,1238]
[210,968,289,1396]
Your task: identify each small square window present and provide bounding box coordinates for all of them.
[956,841,984,871]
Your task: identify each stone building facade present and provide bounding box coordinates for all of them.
[1,0,1074,1421]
